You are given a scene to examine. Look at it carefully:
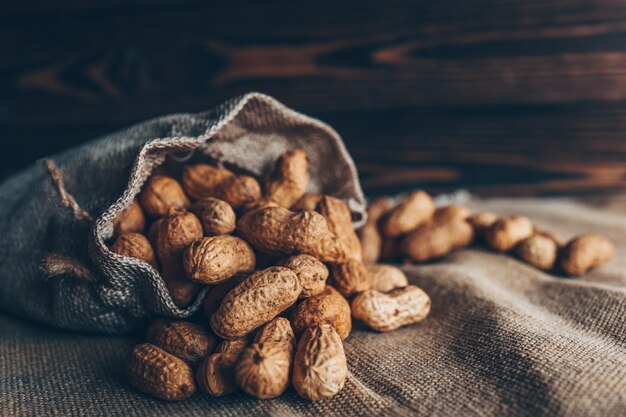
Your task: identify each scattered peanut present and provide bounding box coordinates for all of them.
[183,236,255,284]
[485,216,533,252]
[351,286,431,332]
[402,218,474,262]
[365,264,409,293]
[516,235,559,271]
[467,212,498,239]
[433,204,470,223]
[382,190,435,237]
[560,234,614,276]
[290,285,352,340]
[146,320,216,366]
[359,197,393,264]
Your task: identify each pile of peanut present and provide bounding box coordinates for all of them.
[113,149,613,403]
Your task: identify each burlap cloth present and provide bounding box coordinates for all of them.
[2,195,624,416]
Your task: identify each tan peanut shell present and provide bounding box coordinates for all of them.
[351,286,431,332]
[292,323,347,401]
[485,216,533,252]
[191,198,236,236]
[292,193,323,211]
[210,267,302,338]
[237,207,349,263]
[316,195,362,262]
[200,274,249,321]
[196,337,249,397]
[359,197,393,264]
[365,264,409,293]
[146,320,216,366]
[263,149,309,208]
[467,212,498,239]
[139,175,190,218]
[235,318,296,399]
[330,260,371,298]
[128,343,196,401]
[154,208,203,307]
[533,226,565,246]
[111,233,158,270]
[382,190,434,237]
[213,175,262,210]
[183,236,256,284]
[433,204,470,223]
[515,235,558,271]
[401,218,474,262]
[182,164,234,201]
[290,285,352,340]
[113,199,145,237]
[560,234,614,276]
[278,254,328,298]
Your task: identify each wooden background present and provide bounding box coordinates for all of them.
[2,0,626,197]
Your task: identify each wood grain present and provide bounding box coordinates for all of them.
[1,0,626,196]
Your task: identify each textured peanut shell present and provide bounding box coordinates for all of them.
[330,260,371,298]
[359,197,394,264]
[316,195,362,262]
[213,175,262,210]
[210,267,302,338]
[155,209,203,307]
[351,286,431,332]
[146,320,216,365]
[183,236,256,284]
[382,191,435,237]
[560,234,614,276]
[366,264,409,293]
[182,164,234,200]
[237,207,348,262]
[278,254,329,298]
[191,198,236,236]
[533,226,565,246]
[235,318,296,399]
[200,274,248,321]
[113,199,146,237]
[292,193,323,211]
[292,323,347,401]
[290,285,352,340]
[485,216,534,252]
[139,175,191,218]
[263,149,309,208]
[433,204,470,224]
[515,235,558,271]
[111,233,158,270]
[467,212,498,239]
[128,343,196,401]
[196,337,249,397]
[401,219,474,262]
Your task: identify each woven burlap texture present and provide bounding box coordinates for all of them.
[0,93,366,334]
[1,196,624,417]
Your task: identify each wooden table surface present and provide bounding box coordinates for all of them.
[2,0,626,197]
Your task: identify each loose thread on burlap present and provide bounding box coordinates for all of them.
[44,159,93,222]
[40,253,94,281]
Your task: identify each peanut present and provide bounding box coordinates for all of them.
[263,149,309,208]
[351,286,431,332]
[211,267,302,338]
[190,198,236,236]
[485,216,533,252]
[183,236,255,284]
[235,318,296,399]
[433,204,470,223]
[316,195,362,262]
[214,175,262,210]
[237,207,349,263]
[515,235,559,271]
[154,208,203,307]
[290,285,352,340]
[128,343,196,401]
[292,193,323,211]
[113,199,145,237]
[110,232,158,270]
[278,254,328,298]
[467,212,498,239]
[330,260,371,298]
[359,197,393,264]
[533,226,564,246]
[200,273,248,321]
[401,218,474,262]
[146,320,216,366]
[560,234,614,276]
[182,164,234,200]
[139,175,190,218]
[365,264,409,293]
[292,323,348,401]
[196,337,249,397]
[382,191,434,237]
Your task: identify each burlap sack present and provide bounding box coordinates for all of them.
[0,93,366,334]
